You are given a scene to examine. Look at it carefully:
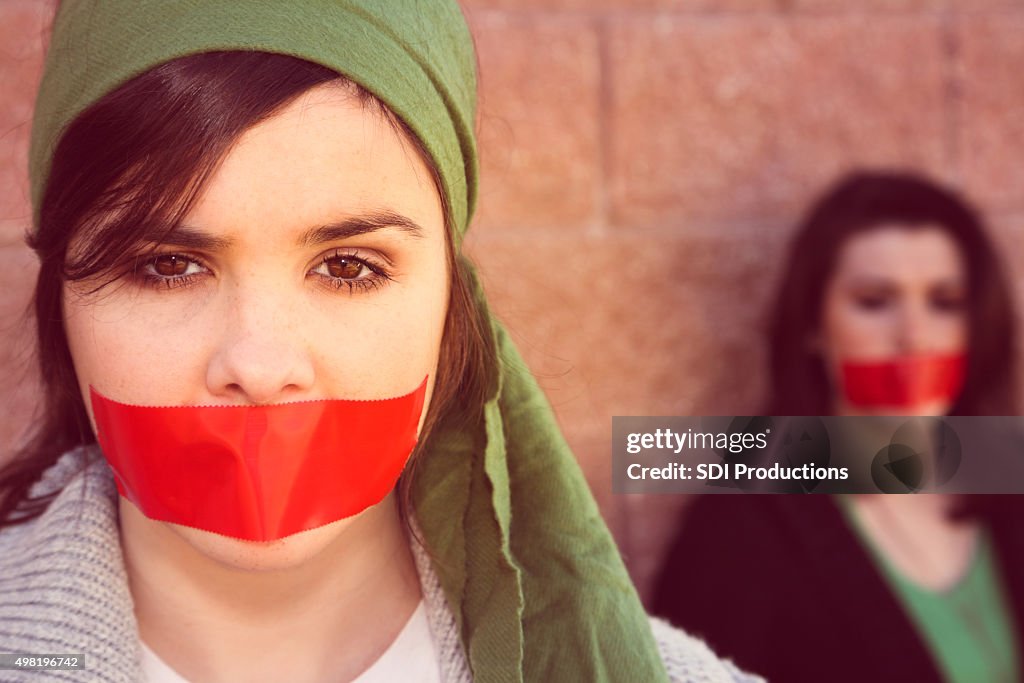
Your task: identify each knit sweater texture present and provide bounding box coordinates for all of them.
[0,447,760,683]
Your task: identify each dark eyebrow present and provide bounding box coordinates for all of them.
[145,210,424,250]
[140,224,235,251]
[297,211,425,247]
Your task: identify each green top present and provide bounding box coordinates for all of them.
[28,2,668,682]
[837,496,1019,683]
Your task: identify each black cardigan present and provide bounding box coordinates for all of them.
[651,495,1024,683]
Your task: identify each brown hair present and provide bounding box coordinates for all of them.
[1,51,497,526]
[766,170,1017,416]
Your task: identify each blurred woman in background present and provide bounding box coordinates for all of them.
[654,171,1024,683]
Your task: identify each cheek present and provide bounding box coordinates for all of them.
[820,295,892,360]
[934,314,969,352]
[309,271,449,403]
[341,291,445,375]
[62,287,184,428]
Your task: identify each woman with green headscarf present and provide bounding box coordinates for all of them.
[0,2,760,681]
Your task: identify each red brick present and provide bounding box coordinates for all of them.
[950,0,1024,10]
[463,223,810,581]
[956,16,1024,213]
[0,1,53,247]
[607,16,951,229]
[467,228,778,418]
[468,14,602,233]
[793,0,946,10]
[0,244,41,462]
[462,1,777,10]
[464,227,781,533]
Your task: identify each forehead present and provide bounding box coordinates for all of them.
[182,82,442,244]
[834,224,965,284]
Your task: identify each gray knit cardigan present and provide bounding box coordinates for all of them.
[0,447,762,683]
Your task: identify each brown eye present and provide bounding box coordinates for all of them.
[853,294,891,311]
[325,257,364,279]
[153,254,189,276]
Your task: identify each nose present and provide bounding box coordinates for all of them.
[205,285,316,405]
[895,299,934,356]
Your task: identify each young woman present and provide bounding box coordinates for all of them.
[0,1,760,682]
[654,171,1023,683]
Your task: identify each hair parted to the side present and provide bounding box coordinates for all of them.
[766,170,1018,416]
[0,51,497,528]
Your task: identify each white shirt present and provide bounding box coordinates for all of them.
[140,600,441,683]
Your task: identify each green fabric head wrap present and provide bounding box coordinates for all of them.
[29,0,478,241]
[28,2,667,681]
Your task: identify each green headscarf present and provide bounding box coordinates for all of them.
[28,2,666,681]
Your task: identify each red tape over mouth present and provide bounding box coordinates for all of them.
[90,378,427,541]
[840,354,966,409]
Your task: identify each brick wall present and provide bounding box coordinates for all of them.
[2,0,1023,602]
[462,0,1024,602]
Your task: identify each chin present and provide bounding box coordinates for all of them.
[863,400,952,418]
[167,518,354,573]
[838,398,953,418]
